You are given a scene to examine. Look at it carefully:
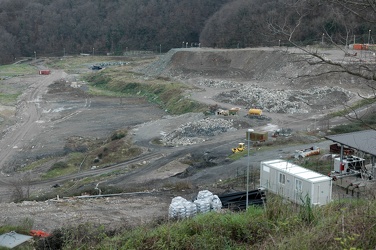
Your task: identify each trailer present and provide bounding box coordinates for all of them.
[259,159,332,206]
[250,131,268,142]
[39,70,50,75]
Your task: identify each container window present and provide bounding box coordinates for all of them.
[279,173,286,184]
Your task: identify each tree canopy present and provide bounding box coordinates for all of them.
[0,0,375,64]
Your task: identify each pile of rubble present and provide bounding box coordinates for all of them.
[161,117,236,146]
[215,84,353,114]
[195,79,243,89]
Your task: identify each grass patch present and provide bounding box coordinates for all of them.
[0,218,33,235]
[0,63,36,78]
[83,68,207,115]
[84,197,376,249]
[0,92,20,105]
[327,98,376,119]
[41,162,77,179]
[329,111,376,134]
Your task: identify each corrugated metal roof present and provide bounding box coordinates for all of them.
[0,231,32,248]
[325,130,376,156]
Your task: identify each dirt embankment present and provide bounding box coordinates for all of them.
[141,48,371,111]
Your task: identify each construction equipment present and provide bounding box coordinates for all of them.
[294,146,320,159]
[247,108,271,120]
[232,143,245,153]
[248,108,262,116]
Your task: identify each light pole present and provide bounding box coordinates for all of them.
[93,48,95,56]
[246,128,254,210]
[34,51,36,60]
[368,30,371,45]
[322,33,324,45]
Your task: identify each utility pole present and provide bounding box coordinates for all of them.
[246,129,254,210]
[368,30,371,45]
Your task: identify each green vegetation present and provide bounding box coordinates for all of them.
[41,161,77,179]
[0,218,33,240]
[0,63,36,78]
[328,98,376,119]
[84,68,207,115]
[0,92,20,105]
[31,196,376,249]
[329,111,376,134]
[0,64,35,106]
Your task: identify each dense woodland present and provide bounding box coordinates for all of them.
[0,0,375,64]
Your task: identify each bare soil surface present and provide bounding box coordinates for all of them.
[0,48,374,232]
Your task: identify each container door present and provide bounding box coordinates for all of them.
[294,178,303,204]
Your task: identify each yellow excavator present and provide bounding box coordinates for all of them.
[232,143,246,153]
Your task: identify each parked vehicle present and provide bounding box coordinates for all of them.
[232,143,245,153]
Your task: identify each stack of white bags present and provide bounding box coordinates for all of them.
[168,190,222,219]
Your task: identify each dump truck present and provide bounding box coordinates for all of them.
[217,107,240,116]
[247,108,271,120]
[248,108,262,116]
[232,143,246,153]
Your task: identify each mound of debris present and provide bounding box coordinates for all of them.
[196,79,243,89]
[215,84,353,114]
[161,117,237,146]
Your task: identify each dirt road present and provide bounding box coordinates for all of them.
[0,71,66,179]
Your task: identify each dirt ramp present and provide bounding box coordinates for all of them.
[140,48,370,92]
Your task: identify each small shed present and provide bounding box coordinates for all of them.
[260,159,332,206]
[250,131,268,142]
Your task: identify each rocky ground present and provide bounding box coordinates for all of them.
[0,47,374,233]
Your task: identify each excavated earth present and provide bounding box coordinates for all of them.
[0,47,374,233]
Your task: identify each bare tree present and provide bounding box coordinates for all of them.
[268,0,376,130]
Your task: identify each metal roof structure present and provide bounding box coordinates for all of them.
[0,231,32,249]
[325,130,376,156]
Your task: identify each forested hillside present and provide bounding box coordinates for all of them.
[0,0,374,64]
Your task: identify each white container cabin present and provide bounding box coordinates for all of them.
[260,159,332,206]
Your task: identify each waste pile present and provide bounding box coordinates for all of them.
[168,190,222,220]
[215,84,353,114]
[161,117,236,146]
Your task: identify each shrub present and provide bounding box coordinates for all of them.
[50,161,68,171]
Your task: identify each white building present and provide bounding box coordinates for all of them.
[260,159,332,206]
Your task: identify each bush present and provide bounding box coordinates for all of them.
[50,161,68,171]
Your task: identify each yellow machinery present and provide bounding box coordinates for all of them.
[232,142,246,153]
[248,108,262,116]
